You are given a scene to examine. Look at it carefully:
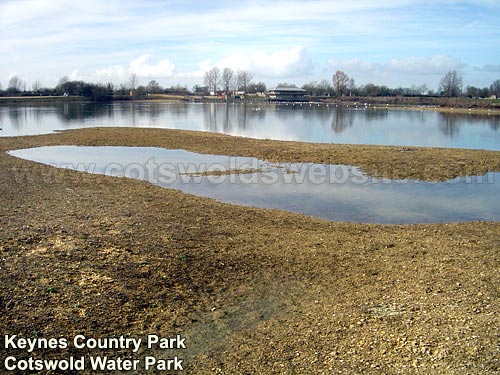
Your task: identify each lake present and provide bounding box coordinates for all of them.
[1,102,499,150]
[8,146,500,224]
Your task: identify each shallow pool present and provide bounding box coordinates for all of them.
[8,146,500,224]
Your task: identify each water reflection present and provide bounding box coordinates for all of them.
[1,102,499,150]
[7,107,23,130]
[436,112,500,137]
[438,113,463,138]
[8,146,500,224]
[203,103,266,134]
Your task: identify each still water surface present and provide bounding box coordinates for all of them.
[1,102,499,150]
[8,146,499,224]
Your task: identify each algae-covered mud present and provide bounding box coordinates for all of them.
[1,128,499,374]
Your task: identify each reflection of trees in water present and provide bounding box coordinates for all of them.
[107,102,184,127]
[54,102,114,124]
[5,104,81,131]
[203,103,266,133]
[437,113,463,138]
[164,103,189,119]
[272,104,332,123]
[8,107,27,129]
[146,103,161,122]
[8,104,47,127]
[388,109,427,125]
[331,108,355,133]
[120,102,140,126]
[489,116,500,131]
[31,105,45,125]
[462,113,500,132]
[5,102,189,131]
[221,104,248,133]
[363,109,390,121]
[437,112,500,137]
[5,102,499,143]
[236,104,248,131]
[331,108,390,133]
[205,103,218,132]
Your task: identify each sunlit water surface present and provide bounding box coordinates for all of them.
[1,102,499,150]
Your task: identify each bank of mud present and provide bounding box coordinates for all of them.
[3,127,500,181]
[0,128,499,374]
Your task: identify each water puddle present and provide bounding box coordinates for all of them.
[8,146,500,224]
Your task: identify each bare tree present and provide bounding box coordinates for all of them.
[32,80,42,93]
[347,77,356,96]
[8,75,25,92]
[247,81,267,94]
[490,79,500,98]
[129,73,138,90]
[203,67,221,94]
[128,73,139,97]
[55,76,70,95]
[146,80,161,94]
[117,83,128,95]
[319,79,333,94]
[276,82,297,88]
[236,70,253,92]
[417,83,429,96]
[203,71,211,92]
[439,70,463,97]
[58,76,69,86]
[332,71,350,97]
[221,68,235,93]
[302,80,332,96]
[106,82,115,94]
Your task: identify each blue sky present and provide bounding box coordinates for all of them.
[1,0,499,90]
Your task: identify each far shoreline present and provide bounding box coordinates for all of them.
[1,94,499,114]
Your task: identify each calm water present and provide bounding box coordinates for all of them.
[1,102,499,150]
[8,146,500,224]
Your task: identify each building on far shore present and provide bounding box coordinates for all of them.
[267,87,307,102]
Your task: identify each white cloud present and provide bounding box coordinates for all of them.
[129,55,176,78]
[173,47,315,83]
[68,69,79,81]
[329,55,464,76]
[94,55,176,82]
[329,58,380,74]
[474,64,500,73]
[95,65,128,81]
[176,60,212,80]
[387,55,464,75]
[1,0,498,88]
[216,46,314,78]
[326,55,470,88]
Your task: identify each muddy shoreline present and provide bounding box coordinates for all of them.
[3,127,500,181]
[1,128,499,373]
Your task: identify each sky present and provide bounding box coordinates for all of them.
[1,0,500,91]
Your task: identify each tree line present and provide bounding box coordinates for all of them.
[0,74,192,101]
[1,69,499,100]
[312,70,499,99]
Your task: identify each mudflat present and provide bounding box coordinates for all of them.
[1,128,499,373]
